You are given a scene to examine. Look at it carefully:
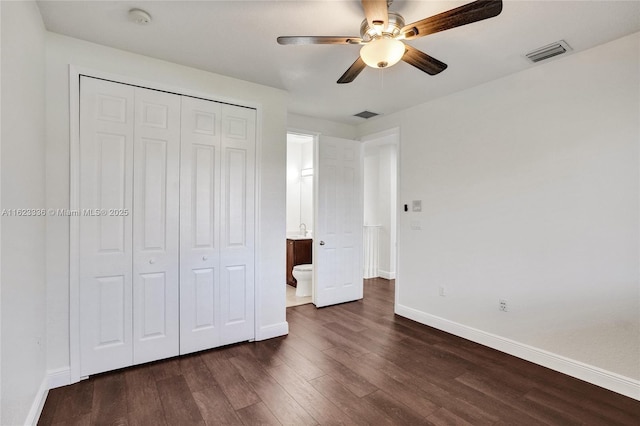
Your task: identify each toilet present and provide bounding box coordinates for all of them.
[292,264,313,297]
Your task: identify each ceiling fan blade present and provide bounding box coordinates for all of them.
[277,36,363,45]
[337,57,367,84]
[402,0,503,40]
[402,44,447,75]
[362,0,389,31]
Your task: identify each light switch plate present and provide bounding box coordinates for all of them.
[412,200,422,212]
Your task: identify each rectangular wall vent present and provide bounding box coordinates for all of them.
[354,110,379,119]
[526,40,572,63]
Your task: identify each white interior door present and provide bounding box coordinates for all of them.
[179,96,222,354]
[219,105,256,344]
[315,136,364,307]
[78,75,256,375]
[132,87,181,364]
[180,101,256,351]
[79,77,134,376]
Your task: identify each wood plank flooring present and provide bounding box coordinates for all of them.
[39,278,640,425]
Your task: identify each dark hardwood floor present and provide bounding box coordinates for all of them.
[39,278,640,425]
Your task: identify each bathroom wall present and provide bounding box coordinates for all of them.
[299,140,314,232]
[286,134,314,236]
[286,141,302,233]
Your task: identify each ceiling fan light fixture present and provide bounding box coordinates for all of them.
[360,37,405,69]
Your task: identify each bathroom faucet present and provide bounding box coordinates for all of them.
[299,223,307,236]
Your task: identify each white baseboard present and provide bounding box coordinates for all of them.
[25,377,48,426]
[25,367,73,425]
[255,321,289,341]
[378,269,396,280]
[47,367,72,389]
[395,303,640,401]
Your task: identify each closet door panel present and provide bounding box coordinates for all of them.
[220,105,256,345]
[79,77,134,376]
[132,87,181,364]
[193,267,216,328]
[80,77,257,371]
[180,97,223,354]
[139,272,169,338]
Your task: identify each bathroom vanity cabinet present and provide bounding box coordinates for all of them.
[286,238,312,287]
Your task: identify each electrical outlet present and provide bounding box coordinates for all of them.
[438,286,446,297]
[499,299,508,312]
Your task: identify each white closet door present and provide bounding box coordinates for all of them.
[179,96,222,354]
[79,76,256,373]
[220,105,256,344]
[132,87,181,364]
[79,77,134,376]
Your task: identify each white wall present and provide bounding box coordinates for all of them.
[363,139,397,279]
[357,33,640,394]
[1,1,48,424]
[377,143,397,278]
[287,134,315,236]
[363,146,380,226]
[287,113,357,140]
[1,3,3,421]
[299,140,314,232]
[45,33,289,377]
[286,140,302,233]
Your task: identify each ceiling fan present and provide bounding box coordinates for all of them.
[277,0,503,84]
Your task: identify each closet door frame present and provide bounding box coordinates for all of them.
[69,66,263,384]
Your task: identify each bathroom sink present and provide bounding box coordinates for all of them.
[287,235,312,240]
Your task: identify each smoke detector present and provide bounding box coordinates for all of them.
[129,8,152,25]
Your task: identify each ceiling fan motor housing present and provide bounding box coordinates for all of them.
[360,12,405,41]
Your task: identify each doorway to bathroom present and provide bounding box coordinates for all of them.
[286,132,315,307]
[285,129,394,310]
[286,131,365,308]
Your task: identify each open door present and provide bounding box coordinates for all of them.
[314,136,364,307]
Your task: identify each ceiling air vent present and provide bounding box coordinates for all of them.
[526,40,572,63]
[353,111,379,119]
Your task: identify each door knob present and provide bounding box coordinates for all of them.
[319,241,325,245]
[202,255,208,261]
[149,259,155,264]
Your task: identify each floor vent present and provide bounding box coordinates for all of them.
[526,40,572,63]
[353,110,379,119]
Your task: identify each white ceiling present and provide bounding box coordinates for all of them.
[37,1,640,125]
